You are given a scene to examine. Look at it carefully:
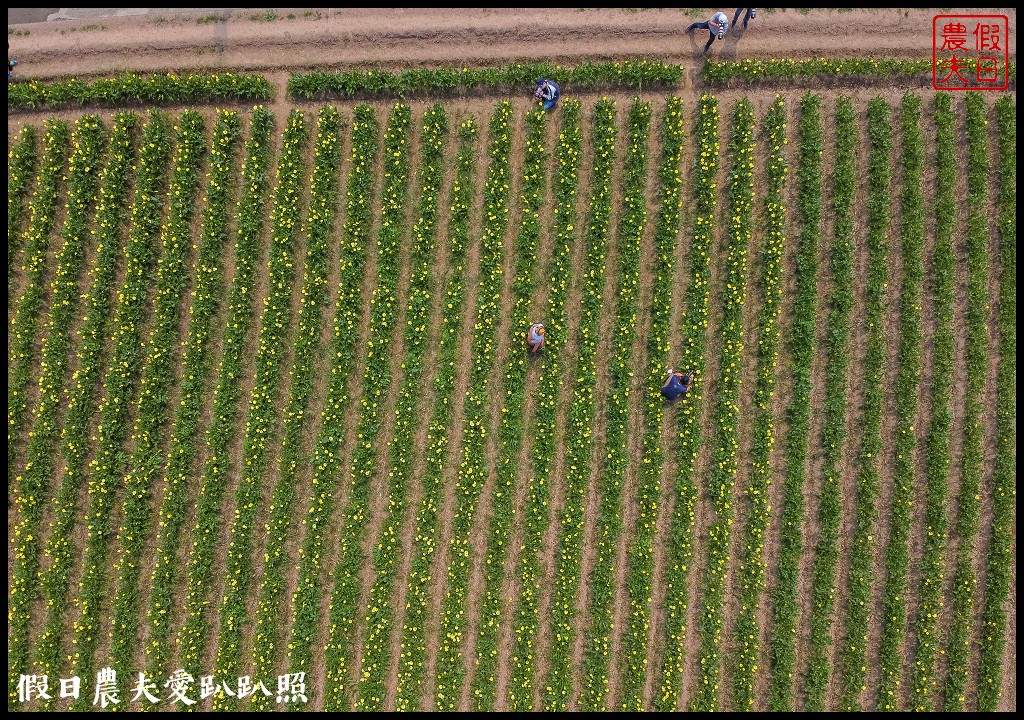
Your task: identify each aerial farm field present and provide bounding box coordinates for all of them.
[7,7,1016,712]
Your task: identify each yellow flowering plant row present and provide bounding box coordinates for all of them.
[323,104,413,711]
[244,106,346,712]
[580,99,651,711]
[619,96,686,711]
[978,95,1015,712]
[907,93,954,711]
[542,98,617,711]
[692,97,754,713]
[285,105,379,681]
[654,93,717,712]
[873,94,924,712]
[20,114,158,712]
[732,95,786,711]
[833,97,886,712]
[942,92,992,712]
[8,120,71,483]
[109,110,242,699]
[766,93,823,711]
[146,107,274,681]
[470,107,547,711]
[393,118,478,710]
[67,110,207,710]
[207,108,312,702]
[174,110,304,681]
[433,101,514,711]
[703,57,1018,86]
[7,125,37,289]
[7,116,96,708]
[506,101,582,712]
[356,104,449,710]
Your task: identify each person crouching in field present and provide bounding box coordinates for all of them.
[661,368,694,403]
[687,10,729,54]
[526,323,545,353]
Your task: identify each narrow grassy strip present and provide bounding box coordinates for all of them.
[580,99,650,710]
[909,92,955,711]
[7,125,37,294]
[283,105,379,682]
[836,97,890,711]
[67,111,206,710]
[26,113,166,709]
[976,95,1015,713]
[732,95,787,710]
[942,91,990,711]
[766,92,824,711]
[541,98,617,712]
[874,93,924,711]
[431,100,514,712]
[204,109,309,692]
[145,108,273,681]
[460,107,545,711]
[7,120,70,487]
[654,93,718,712]
[108,110,241,694]
[175,110,305,679]
[692,97,754,713]
[244,106,347,712]
[322,103,414,711]
[6,115,112,708]
[619,96,686,712]
[505,101,582,712]
[393,118,478,710]
[349,104,447,710]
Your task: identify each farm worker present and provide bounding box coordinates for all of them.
[534,79,560,111]
[526,323,546,353]
[8,42,16,81]
[733,7,757,30]
[687,11,730,54]
[661,368,694,403]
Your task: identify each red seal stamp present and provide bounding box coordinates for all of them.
[933,14,1010,90]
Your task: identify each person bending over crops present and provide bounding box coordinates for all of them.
[661,368,694,403]
[534,79,560,111]
[526,323,546,353]
[687,10,729,54]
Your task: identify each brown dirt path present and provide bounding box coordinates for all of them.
[8,9,1017,81]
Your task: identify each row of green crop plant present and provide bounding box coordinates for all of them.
[766,92,823,712]
[7,120,70,487]
[977,95,1015,713]
[246,106,346,712]
[173,111,304,680]
[703,57,1017,85]
[835,97,890,712]
[393,118,478,710]
[653,93,717,712]
[692,96,754,713]
[7,117,90,709]
[942,91,990,711]
[25,113,168,711]
[506,100,582,712]
[875,93,924,711]
[145,107,274,681]
[9,71,273,110]
[288,60,681,100]
[68,111,207,710]
[7,126,37,292]
[285,105,379,681]
[470,106,548,711]
[355,104,449,710]
[109,111,241,701]
[579,98,650,711]
[908,92,955,711]
[431,101,514,711]
[731,94,786,710]
[206,107,311,702]
[322,103,412,710]
[618,96,686,712]
[541,98,617,712]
